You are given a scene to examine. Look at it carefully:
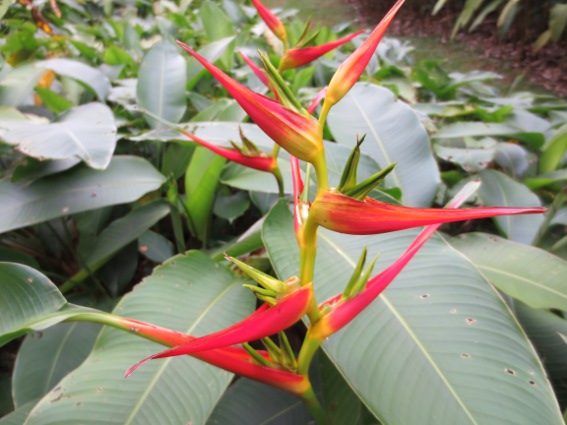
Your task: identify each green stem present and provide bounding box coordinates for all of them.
[272,167,285,198]
[299,215,321,322]
[297,332,323,375]
[312,151,328,194]
[301,385,330,425]
[318,99,331,133]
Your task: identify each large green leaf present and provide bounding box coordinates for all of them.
[0,401,37,425]
[66,201,170,285]
[24,251,255,425]
[137,40,187,129]
[206,378,312,425]
[512,302,567,407]
[0,263,66,346]
[36,59,111,101]
[200,1,236,70]
[0,64,44,106]
[449,233,567,310]
[327,83,440,207]
[0,103,117,169]
[478,170,544,244]
[12,322,101,407]
[263,201,563,425]
[0,156,165,233]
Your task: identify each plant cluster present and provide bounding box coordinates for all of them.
[1,0,567,424]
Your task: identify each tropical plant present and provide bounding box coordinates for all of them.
[1,0,567,424]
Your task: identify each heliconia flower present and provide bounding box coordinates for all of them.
[176,41,323,163]
[310,190,546,235]
[325,0,405,106]
[279,30,364,71]
[307,87,327,115]
[251,0,287,44]
[310,181,496,338]
[119,317,308,394]
[239,50,270,88]
[126,284,313,376]
[179,129,277,172]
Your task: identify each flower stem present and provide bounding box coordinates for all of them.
[301,385,330,425]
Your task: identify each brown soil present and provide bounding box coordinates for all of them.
[348,1,567,98]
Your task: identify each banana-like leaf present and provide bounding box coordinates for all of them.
[137,40,187,129]
[327,83,440,207]
[0,156,165,233]
[12,322,101,407]
[24,251,255,425]
[0,103,117,169]
[478,170,544,244]
[263,202,563,425]
[449,233,567,310]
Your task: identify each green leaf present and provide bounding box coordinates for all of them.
[524,170,567,190]
[513,303,567,406]
[37,59,111,101]
[187,37,236,88]
[137,40,187,129]
[207,378,312,424]
[34,87,74,114]
[200,1,236,70]
[0,263,66,346]
[0,103,117,169]
[138,230,175,263]
[0,400,37,425]
[0,373,13,416]
[67,201,170,285]
[185,147,226,243]
[0,64,45,106]
[12,322,101,407]
[478,170,544,244]
[434,121,546,148]
[327,83,440,207]
[24,251,255,425]
[449,233,567,310]
[0,0,15,20]
[0,156,165,233]
[263,202,563,425]
[540,123,567,174]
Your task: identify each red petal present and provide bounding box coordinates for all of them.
[312,191,545,235]
[280,31,363,71]
[177,41,322,162]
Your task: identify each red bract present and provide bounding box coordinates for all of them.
[279,30,364,71]
[179,129,277,172]
[127,285,313,375]
[310,190,546,235]
[177,41,323,163]
[325,0,405,106]
[120,317,308,394]
[239,50,270,87]
[307,87,327,115]
[310,182,505,338]
[251,0,287,43]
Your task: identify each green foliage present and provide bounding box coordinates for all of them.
[0,0,566,423]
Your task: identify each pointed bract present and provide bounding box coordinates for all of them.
[118,317,308,394]
[177,41,323,163]
[325,0,405,106]
[127,285,313,379]
[311,190,546,235]
[307,87,327,114]
[251,0,287,43]
[311,181,494,338]
[179,129,277,172]
[279,30,364,71]
[239,50,270,87]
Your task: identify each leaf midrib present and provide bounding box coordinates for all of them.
[122,279,239,425]
[318,231,479,425]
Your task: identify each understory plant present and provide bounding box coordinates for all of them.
[1,0,567,424]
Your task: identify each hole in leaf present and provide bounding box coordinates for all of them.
[465,318,476,325]
[504,368,516,376]
[460,353,471,359]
